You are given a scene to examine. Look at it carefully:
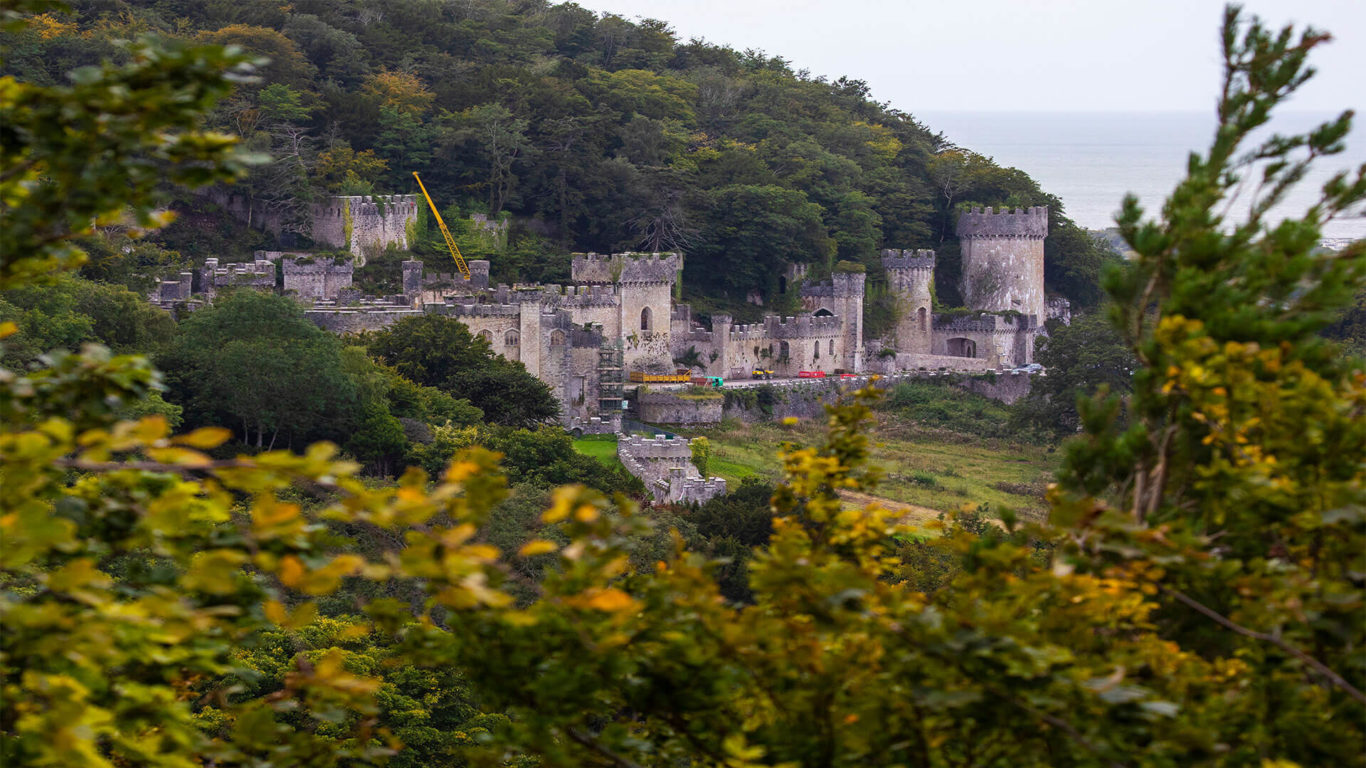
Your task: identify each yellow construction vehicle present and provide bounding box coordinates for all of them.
[411,171,470,281]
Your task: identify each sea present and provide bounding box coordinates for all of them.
[917,111,1366,245]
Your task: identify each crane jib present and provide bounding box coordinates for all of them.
[411,171,472,281]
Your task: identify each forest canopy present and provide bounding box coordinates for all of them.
[0,0,1115,313]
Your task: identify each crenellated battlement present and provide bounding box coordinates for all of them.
[553,283,621,307]
[764,314,843,339]
[442,301,522,318]
[956,206,1048,239]
[312,194,420,220]
[617,435,726,504]
[571,252,682,284]
[881,248,937,271]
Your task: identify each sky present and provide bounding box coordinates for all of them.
[577,0,1365,113]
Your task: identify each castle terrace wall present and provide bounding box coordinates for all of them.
[956,370,1036,405]
[864,352,996,374]
[198,189,416,261]
[305,308,422,334]
[636,391,724,425]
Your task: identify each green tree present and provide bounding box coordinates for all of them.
[0,26,255,288]
[690,184,834,298]
[1014,311,1135,435]
[159,290,361,448]
[365,314,559,428]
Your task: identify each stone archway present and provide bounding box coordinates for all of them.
[947,337,977,358]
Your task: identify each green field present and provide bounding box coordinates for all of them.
[679,416,1057,520]
[571,434,623,470]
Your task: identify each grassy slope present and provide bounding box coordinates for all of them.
[679,416,1056,520]
[571,435,623,471]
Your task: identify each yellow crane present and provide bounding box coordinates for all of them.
[412,171,471,281]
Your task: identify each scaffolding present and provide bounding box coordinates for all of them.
[597,342,624,415]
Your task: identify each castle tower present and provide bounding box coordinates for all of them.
[956,206,1048,323]
[830,268,866,371]
[571,252,681,371]
[881,249,936,355]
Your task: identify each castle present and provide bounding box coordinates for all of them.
[152,205,1065,432]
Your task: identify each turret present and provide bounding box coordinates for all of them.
[882,249,936,355]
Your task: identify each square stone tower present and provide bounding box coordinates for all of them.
[956,206,1048,324]
[571,252,681,371]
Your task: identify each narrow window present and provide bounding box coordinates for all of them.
[640,306,652,331]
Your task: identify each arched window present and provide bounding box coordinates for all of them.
[640,306,652,331]
[477,329,493,345]
[813,341,820,360]
[550,330,566,346]
[505,329,520,346]
[829,339,835,355]
[918,307,928,333]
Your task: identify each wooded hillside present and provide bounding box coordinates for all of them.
[1,0,1114,316]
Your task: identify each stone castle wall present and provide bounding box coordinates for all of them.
[282,257,353,300]
[617,435,726,504]
[311,195,419,263]
[199,189,417,261]
[636,391,724,425]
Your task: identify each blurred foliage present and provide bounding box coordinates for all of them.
[1,6,1363,768]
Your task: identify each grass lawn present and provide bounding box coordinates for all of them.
[571,434,623,471]
[679,415,1058,521]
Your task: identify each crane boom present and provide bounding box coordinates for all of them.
[412,171,471,281]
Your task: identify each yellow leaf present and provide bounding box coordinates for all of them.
[174,427,231,449]
[583,588,638,613]
[0,321,17,339]
[518,539,558,557]
[146,446,211,467]
[264,600,287,625]
[277,555,305,588]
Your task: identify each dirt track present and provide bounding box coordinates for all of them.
[836,490,942,528]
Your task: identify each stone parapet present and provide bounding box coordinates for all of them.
[571,252,681,284]
[881,248,937,271]
[956,206,1048,239]
[763,314,843,339]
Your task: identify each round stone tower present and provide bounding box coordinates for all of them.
[956,206,1048,323]
[881,249,936,355]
